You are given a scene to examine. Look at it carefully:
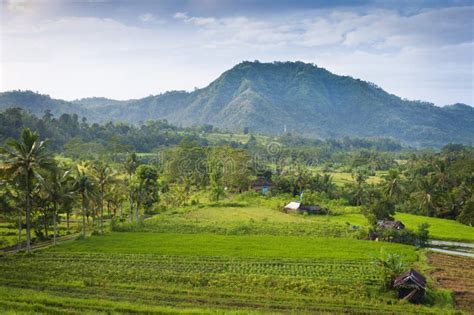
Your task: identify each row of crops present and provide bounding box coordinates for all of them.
[114,217,361,238]
[0,251,446,314]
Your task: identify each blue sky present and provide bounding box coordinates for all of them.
[1,0,473,105]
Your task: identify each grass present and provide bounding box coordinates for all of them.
[205,133,271,146]
[395,213,474,243]
[51,232,418,261]
[320,170,385,187]
[1,231,449,314]
[142,199,474,242]
[0,193,468,314]
[0,217,80,248]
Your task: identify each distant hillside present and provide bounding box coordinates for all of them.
[0,90,89,118]
[1,61,473,147]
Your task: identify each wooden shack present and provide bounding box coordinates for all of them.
[377,220,405,230]
[393,269,426,303]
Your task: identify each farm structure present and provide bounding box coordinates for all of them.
[377,220,405,230]
[393,269,426,303]
[283,201,327,215]
[251,177,274,194]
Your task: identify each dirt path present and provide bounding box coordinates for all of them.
[0,232,81,254]
[428,252,474,314]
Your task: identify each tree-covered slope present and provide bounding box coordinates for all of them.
[1,61,472,147]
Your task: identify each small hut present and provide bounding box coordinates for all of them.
[251,177,274,194]
[393,269,426,303]
[377,220,405,230]
[283,202,327,214]
[284,201,301,213]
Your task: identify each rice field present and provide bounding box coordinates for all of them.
[0,232,452,314]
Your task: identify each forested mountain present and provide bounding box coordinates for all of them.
[1,61,473,147]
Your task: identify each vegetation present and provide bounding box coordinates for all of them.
[0,125,473,314]
[2,61,473,146]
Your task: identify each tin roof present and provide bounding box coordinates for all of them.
[284,201,301,210]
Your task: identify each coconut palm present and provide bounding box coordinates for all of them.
[92,161,116,233]
[412,175,437,217]
[124,152,139,221]
[383,169,403,201]
[0,128,55,252]
[433,159,450,193]
[39,168,74,244]
[73,165,96,237]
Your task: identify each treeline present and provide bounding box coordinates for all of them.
[268,145,474,225]
[1,108,405,158]
[1,127,473,252]
[0,129,254,251]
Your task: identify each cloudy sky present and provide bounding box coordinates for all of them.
[0,0,473,105]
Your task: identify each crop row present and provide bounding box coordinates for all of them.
[0,252,445,314]
[1,252,382,283]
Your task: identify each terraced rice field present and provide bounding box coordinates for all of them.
[0,232,453,314]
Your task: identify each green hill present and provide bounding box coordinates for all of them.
[1,61,473,147]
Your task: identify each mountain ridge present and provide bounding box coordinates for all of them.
[1,61,472,147]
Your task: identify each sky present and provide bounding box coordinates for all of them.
[0,0,473,105]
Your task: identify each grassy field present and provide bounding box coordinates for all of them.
[395,213,474,243]
[205,133,271,146]
[137,200,474,242]
[0,231,452,314]
[328,171,385,186]
[0,194,470,314]
[0,216,80,248]
[50,232,418,260]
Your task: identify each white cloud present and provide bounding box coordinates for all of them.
[1,6,472,105]
[173,12,188,19]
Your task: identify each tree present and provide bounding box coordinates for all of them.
[0,128,55,252]
[382,169,402,201]
[373,250,406,290]
[124,152,139,221]
[208,151,225,201]
[346,170,368,206]
[39,167,74,244]
[416,223,430,247]
[134,165,159,219]
[92,161,116,233]
[433,159,450,193]
[412,176,437,216]
[363,197,396,225]
[73,165,96,236]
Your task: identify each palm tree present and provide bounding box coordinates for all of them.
[39,168,74,244]
[321,174,336,197]
[124,153,139,221]
[383,170,402,201]
[0,128,55,252]
[73,165,96,237]
[433,159,450,193]
[92,161,116,233]
[412,175,437,216]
